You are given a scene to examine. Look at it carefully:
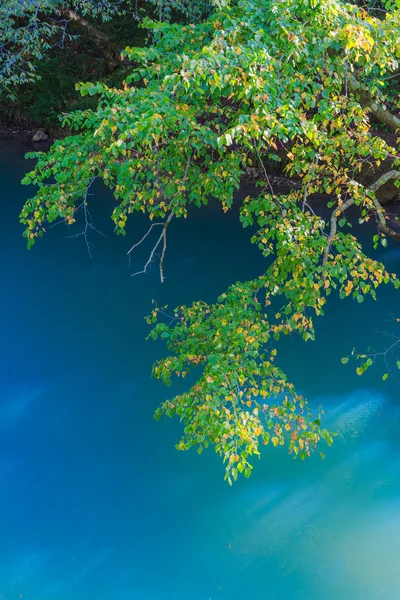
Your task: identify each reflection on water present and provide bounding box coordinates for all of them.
[217,391,400,600]
[1,140,400,599]
[0,385,43,427]
[332,392,384,442]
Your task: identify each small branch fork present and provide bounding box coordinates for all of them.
[323,170,400,267]
[127,154,192,283]
[66,177,109,257]
[128,212,173,282]
[364,335,400,376]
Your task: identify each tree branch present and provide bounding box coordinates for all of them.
[369,170,400,193]
[368,171,400,241]
[65,177,109,256]
[323,197,356,266]
[347,73,400,132]
[127,221,164,267]
[58,9,121,73]
[131,212,173,281]
[129,154,192,282]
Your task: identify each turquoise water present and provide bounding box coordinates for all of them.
[1,139,400,600]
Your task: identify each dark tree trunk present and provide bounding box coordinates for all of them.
[60,9,122,74]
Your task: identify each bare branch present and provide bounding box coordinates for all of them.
[129,153,192,282]
[126,222,164,267]
[151,299,178,326]
[160,223,168,283]
[65,177,109,256]
[131,212,173,279]
[365,337,400,375]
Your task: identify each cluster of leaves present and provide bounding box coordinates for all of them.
[148,282,332,485]
[18,0,400,479]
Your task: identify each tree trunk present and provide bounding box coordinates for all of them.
[347,73,400,133]
[60,9,121,73]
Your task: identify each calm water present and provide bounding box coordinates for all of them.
[1,139,400,600]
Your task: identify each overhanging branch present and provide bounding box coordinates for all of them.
[369,170,400,193]
[369,170,400,241]
[347,73,400,132]
[128,154,192,282]
[130,212,173,282]
[323,197,356,266]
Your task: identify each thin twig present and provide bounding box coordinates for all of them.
[129,153,192,282]
[254,142,275,197]
[126,222,164,267]
[65,177,109,256]
[131,212,173,279]
[302,157,319,212]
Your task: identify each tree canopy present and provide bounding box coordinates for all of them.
[8,0,400,482]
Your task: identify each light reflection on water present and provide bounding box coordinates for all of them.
[1,140,400,599]
[220,390,400,600]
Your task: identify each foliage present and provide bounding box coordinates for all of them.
[0,0,58,92]
[18,0,400,480]
[145,0,212,22]
[0,0,211,95]
[0,1,122,87]
[0,33,132,128]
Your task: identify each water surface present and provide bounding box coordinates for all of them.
[1,139,399,600]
